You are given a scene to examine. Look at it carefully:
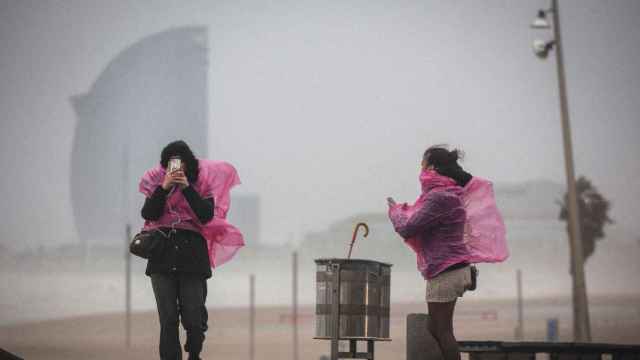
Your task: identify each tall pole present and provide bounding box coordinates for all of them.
[515,269,524,340]
[551,0,591,342]
[125,223,132,347]
[292,251,299,360]
[249,274,255,360]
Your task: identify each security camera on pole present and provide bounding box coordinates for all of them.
[530,0,591,342]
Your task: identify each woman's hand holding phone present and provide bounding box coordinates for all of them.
[172,171,189,189]
[161,169,189,190]
[161,171,174,190]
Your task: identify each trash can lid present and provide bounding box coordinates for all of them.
[314,258,393,267]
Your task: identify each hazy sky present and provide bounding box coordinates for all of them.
[1,0,639,248]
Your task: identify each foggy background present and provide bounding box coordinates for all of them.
[2,0,640,250]
[1,0,640,358]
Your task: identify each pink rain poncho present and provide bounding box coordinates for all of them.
[139,159,244,268]
[388,170,508,279]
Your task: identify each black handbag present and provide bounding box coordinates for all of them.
[129,229,168,259]
[468,265,479,291]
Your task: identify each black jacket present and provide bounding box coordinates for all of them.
[141,185,214,279]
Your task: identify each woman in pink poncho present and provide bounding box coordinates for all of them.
[139,140,244,360]
[388,145,507,360]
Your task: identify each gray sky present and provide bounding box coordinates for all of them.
[1,0,639,248]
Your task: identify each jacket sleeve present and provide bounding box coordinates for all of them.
[141,186,170,221]
[392,192,460,239]
[182,185,215,224]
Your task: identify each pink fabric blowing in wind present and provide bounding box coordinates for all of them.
[388,170,508,278]
[461,177,509,264]
[139,159,244,268]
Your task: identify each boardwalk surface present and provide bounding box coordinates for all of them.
[1,297,639,360]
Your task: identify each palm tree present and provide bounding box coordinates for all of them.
[558,176,613,269]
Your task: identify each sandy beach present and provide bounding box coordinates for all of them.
[2,296,639,360]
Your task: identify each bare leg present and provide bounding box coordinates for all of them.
[428,300,460,360]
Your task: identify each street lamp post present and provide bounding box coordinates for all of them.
[531,0,591,342]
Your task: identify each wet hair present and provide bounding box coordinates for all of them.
[423,145,472,187]
[160,140,199,183]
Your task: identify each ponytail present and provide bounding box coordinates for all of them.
[423,145,472,187]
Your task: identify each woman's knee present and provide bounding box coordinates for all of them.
[428,301,455,330]
[430,324,454,342]
[158,306,179,324]
[180,305,203,330]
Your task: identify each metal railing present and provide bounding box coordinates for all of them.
[460,341,640,360]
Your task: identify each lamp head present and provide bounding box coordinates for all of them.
[533,39,555,59]
[531,10,551,29]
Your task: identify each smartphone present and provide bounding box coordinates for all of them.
[168,157,182,173]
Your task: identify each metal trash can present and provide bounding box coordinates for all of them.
[315,258,392,340]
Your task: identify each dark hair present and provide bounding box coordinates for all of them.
[423,145,472,187]
[160,140,199,183]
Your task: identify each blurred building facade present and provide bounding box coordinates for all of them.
[70,27,209,246]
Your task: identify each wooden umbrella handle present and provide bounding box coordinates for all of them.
[347,222,369,259]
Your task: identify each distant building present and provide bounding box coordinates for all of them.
[301,181,640,297]
[70,27,209,245]
[228,194,261,244]
[300,212,411,268]
[493,180,564,220]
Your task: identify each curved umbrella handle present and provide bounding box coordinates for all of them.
[347,222,369,259]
